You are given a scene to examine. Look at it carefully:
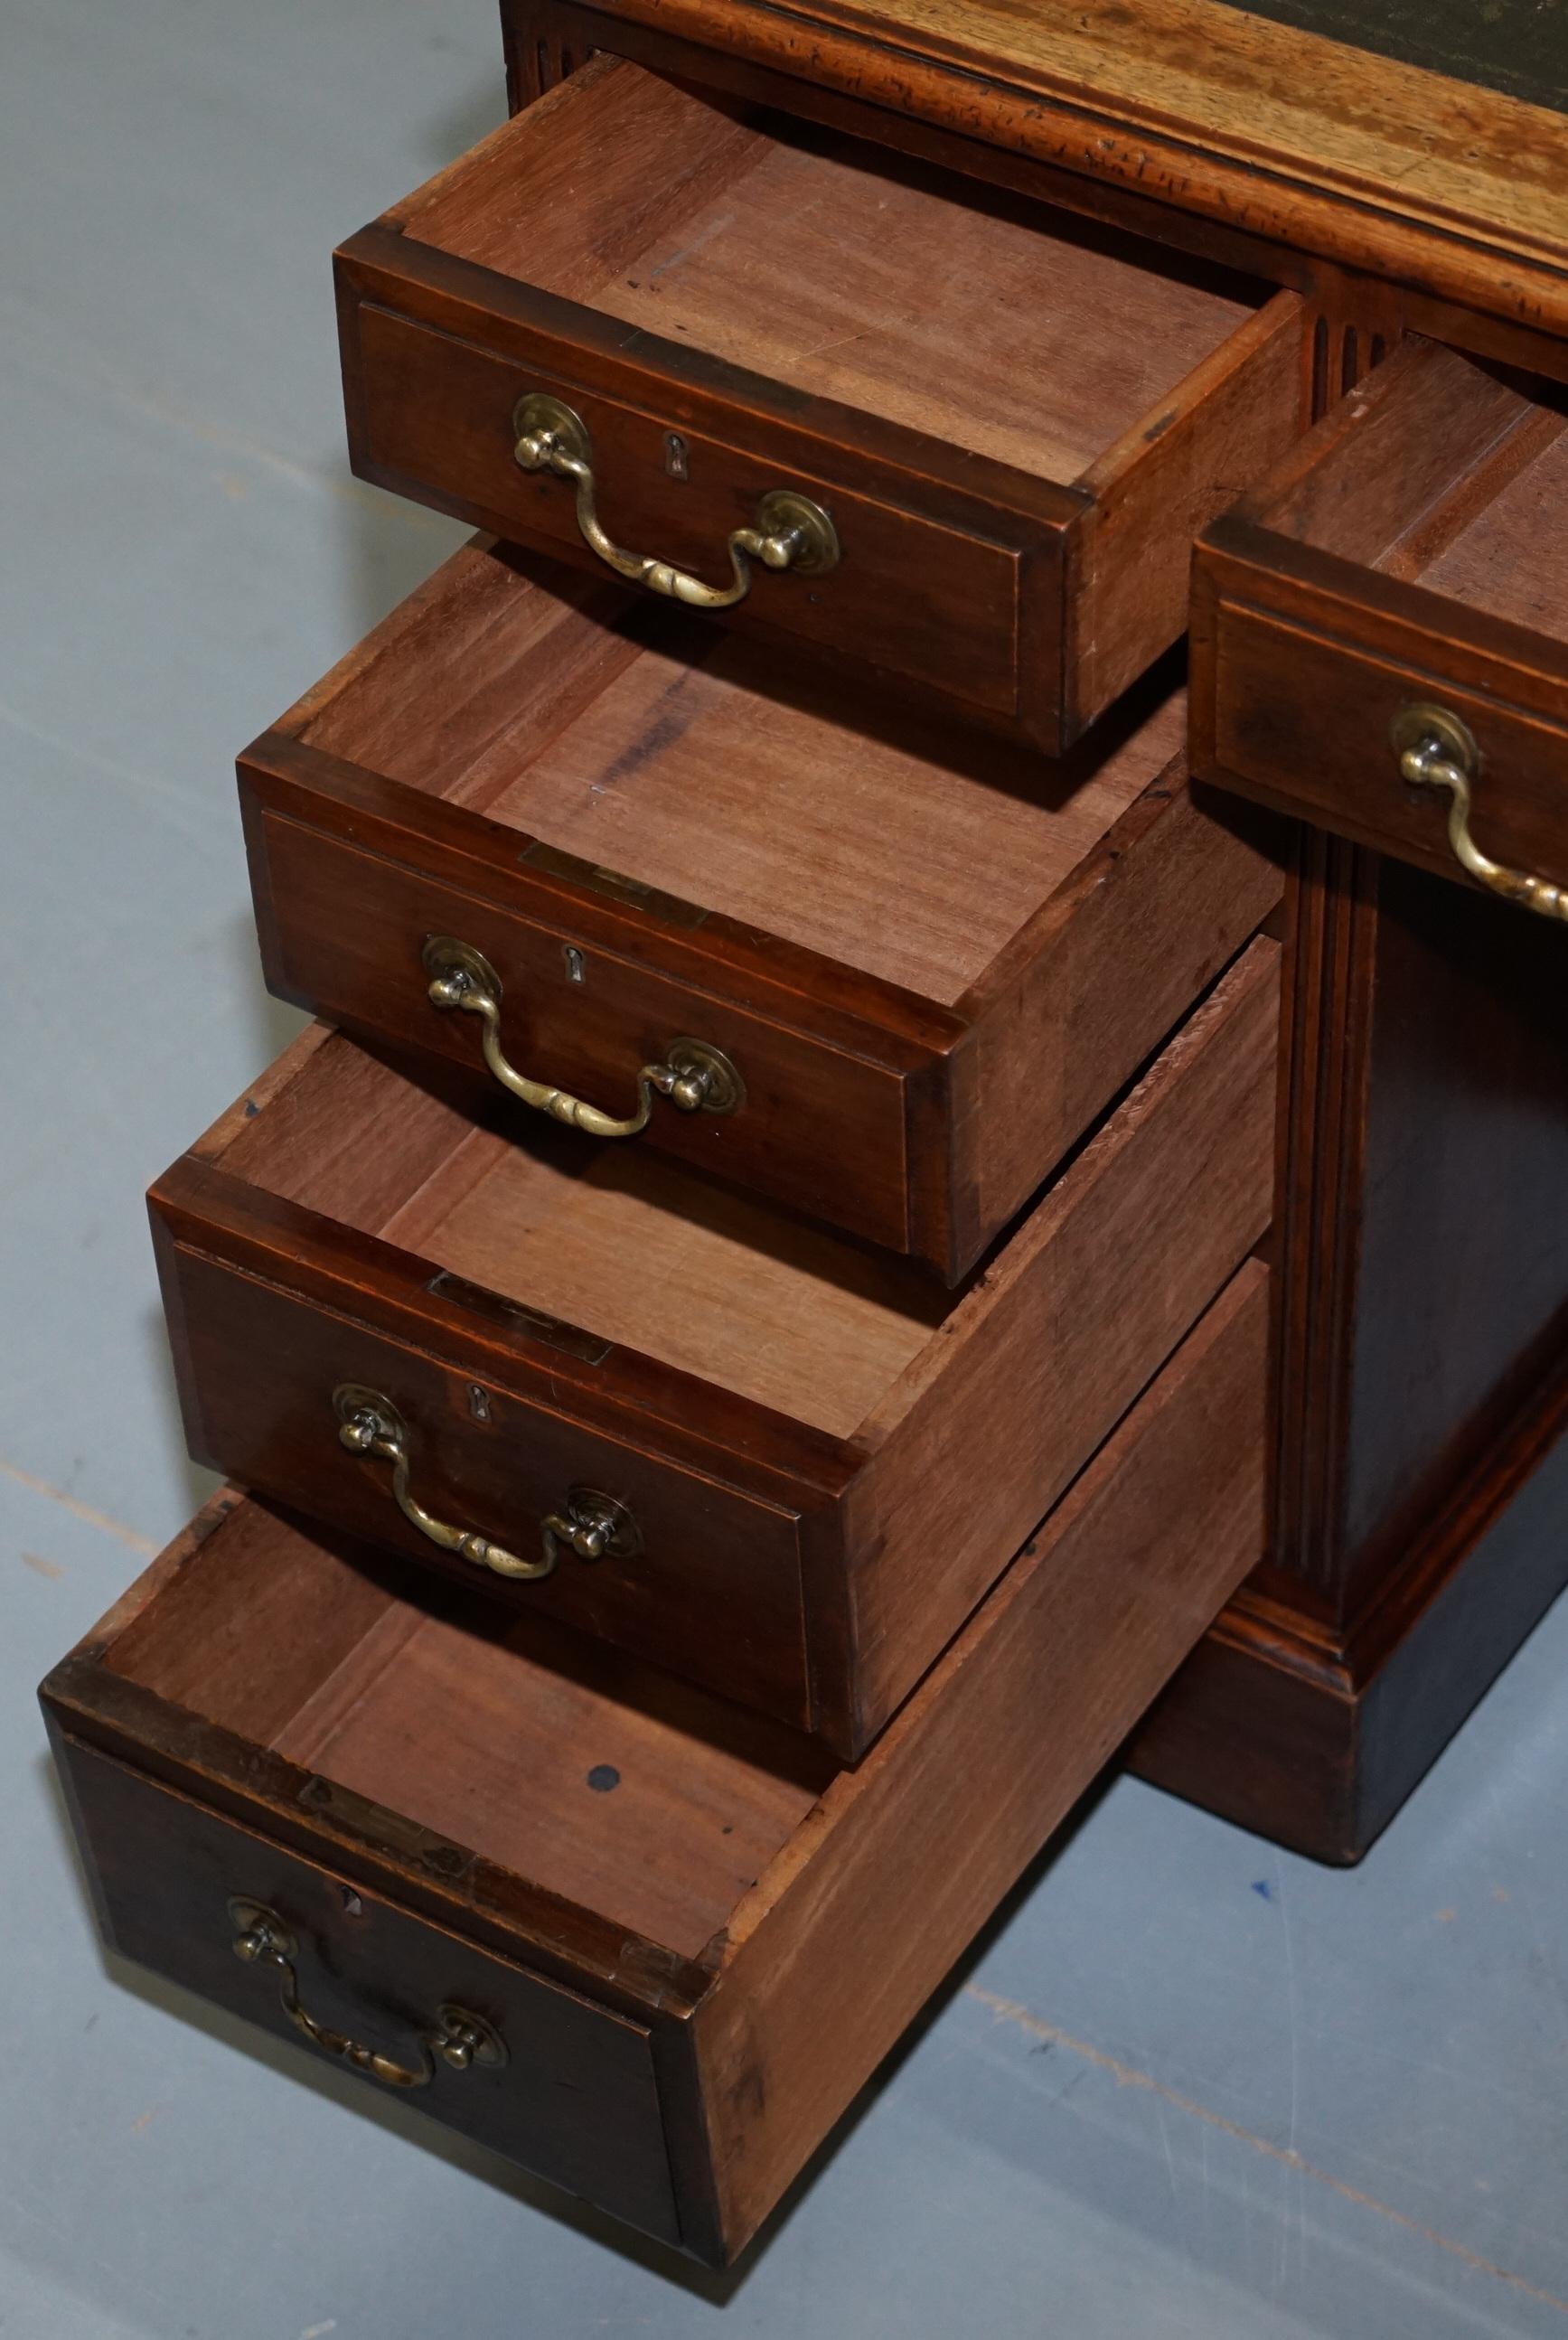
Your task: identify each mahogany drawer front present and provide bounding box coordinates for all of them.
[155,1245,813,1732]
[242,538,1282,1281]
[1195,338,1568,916]
[43,1261,1268,2262]
[335,55,1304,751]
[149,939,1278,1760]
[246,796,918,1255]
[47,1731,679,2242]
[348,301,1027,724]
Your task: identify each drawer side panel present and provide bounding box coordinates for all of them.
[843,936,1279,1743]
[1073,290,1305,729]
[961,771,1283,1255]
[693,1260,1271,2258]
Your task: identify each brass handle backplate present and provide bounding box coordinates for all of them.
[422,935,745,1135]
[541,1489,643,1566]
[230,1899,505,2089]
[333,1385,643,1584]
[512,391,840,608]
[1392,702,1567,922]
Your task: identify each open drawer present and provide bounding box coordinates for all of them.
[42,1260,1267,2264]
[1195,338,1568,920]
[241,540,1281,1281]
[334,55,1303,751]
[149,941,1277,1760]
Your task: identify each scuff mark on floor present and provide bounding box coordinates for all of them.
[1,1457,157,1556]
[964,1983,1568,2317]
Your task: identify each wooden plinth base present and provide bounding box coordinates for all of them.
[1130,1360,1568,1863]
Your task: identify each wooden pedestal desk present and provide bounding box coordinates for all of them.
[481,0,1568,1866]
[41,0,1568,2270]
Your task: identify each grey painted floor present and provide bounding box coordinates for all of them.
[4,5,1567,2333]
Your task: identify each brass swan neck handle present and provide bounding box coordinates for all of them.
[1392,703,1568,923]
[229,1900,506,2090]
[512,390,839,610]
[334,1386,555,1581]
[421,936,744,1135]
[333,1386,643,1586]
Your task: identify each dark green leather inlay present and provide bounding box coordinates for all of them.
[1220,0,1568,111]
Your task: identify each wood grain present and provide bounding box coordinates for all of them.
[404,59,1253,483]
[482,634,1160,1005]
[152,1178,830,1738]
[105,1498,403,1749]
[294,536,1149,1004]
[340,278,1043,724]
[1419,428,1568,636]
[960,772,1284,1245]
[1073,290,1303,725]
[271,1605,823,1961]
[527,0,1568,337]
[1238,338,1545,569]
[397,1123,944,1439]
[474,0,1568,1878]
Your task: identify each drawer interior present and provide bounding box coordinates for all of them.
[1414,419,1568,634]
[99,1499,835,1961]
[1245,339,1568,636]
[219,1033,954,1436]
[396,57,1261,485]
[296,541,1188,1008]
